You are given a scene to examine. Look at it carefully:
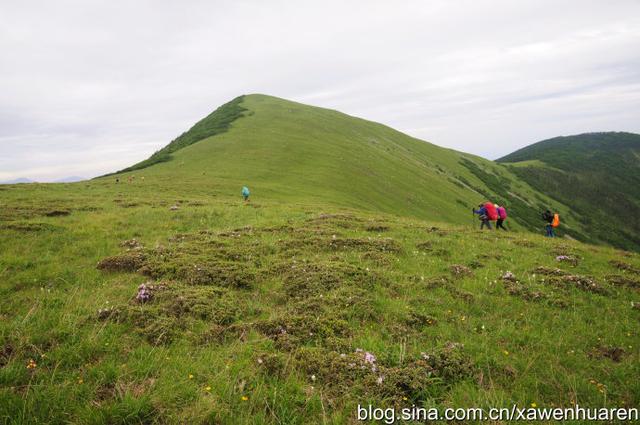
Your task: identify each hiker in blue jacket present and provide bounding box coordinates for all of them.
[473,204,492,230]
[241,186,250,202]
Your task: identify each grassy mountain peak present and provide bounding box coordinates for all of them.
[107,94,581,236]
[114,95,248,174]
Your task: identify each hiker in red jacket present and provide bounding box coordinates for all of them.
[495,204,508,231]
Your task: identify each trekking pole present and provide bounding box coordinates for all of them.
[470,207,476,231]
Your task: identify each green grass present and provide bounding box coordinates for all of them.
[1,96,639,423]
[1,182,639,423]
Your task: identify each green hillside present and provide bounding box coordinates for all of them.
[1,96,639,423]
[107,94,582,236]
[498,132,640,251]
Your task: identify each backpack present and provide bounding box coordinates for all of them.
[484,202,498,221]
[498,207,507,219]
[551,213,560,227]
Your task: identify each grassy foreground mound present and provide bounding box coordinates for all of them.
[1,182,639,423]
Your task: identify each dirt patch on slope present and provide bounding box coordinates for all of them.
[97,253,146,273]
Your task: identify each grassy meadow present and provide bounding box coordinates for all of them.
[1,179,639,424]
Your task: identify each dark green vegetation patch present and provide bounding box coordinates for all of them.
[113,95,247,173]
[498,132,640,251]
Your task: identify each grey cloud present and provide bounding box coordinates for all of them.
[1,0,639,181]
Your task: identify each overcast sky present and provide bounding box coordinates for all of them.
[1,0,639,181]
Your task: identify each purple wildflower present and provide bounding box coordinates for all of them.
[362,351,377,372]
[136,283,153,303]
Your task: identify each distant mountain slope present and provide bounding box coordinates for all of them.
[498,132,640,250]
[54,176,86,183]
[106,94,578,234]
[0,177,34,184]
